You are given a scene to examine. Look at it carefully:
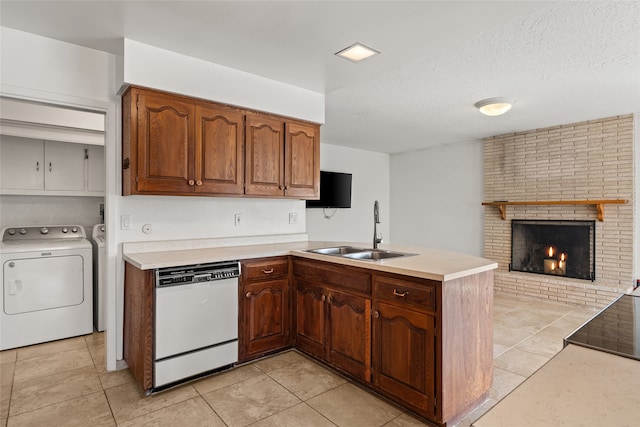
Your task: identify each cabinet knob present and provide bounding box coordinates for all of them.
[279,185,284,190]
[321,295,326,302]
[245,292,252,299]
[188,180,195,186]
[262,268,274,274]
[196,180,202,186]
[373,311,380,318]
[393,289,409,297]
[36,161,40,172]
[284,185,289,190]
[49,162,52,172]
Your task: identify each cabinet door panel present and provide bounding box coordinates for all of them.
[136,91,194,193]
[284,122,319,198]
[245,115,284,196]
[373,301,435,416]
[0,135,43,190]
[241,279,290,361]
[86,145,105,192]
[327,290,371,381]
[44,141,85,191]
[195,105,244,194]
[294,280,326,359]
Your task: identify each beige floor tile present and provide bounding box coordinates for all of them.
[105,379,198,424]
[118,396,225,427]
[0,350,16,366]
[9,366,101,416]
[253,350,309,373]
[192,364,262,395]
[514,329,565,358]
[493,348,550,377]
[384,413,436,426]
[15,336,87,361]
[90,345,108,374]
[99,367,138,390]
[84,332,105,349]
[0,363,14,397]
[13,347,93,383]
[454,398,497,427]
[6,391,114,427]
[493,343,510,358]
[493,312,542,335]
[202,374,300,427]
[489,367,526,401]
[307,383,402,427]
[492,324,532,347]
[1,397,8,422]
[544,310,597,336]
[268,359,347,400]
[251,402,336,427]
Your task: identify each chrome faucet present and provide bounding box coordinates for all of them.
[373,200,383,249]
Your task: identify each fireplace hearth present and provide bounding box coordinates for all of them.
[510,220,595,281]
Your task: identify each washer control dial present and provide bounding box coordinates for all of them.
[71,227,78,233]
[7,229,16,235]
[40,227,49,235]
[62,228,68,233]
[19,229,27,235]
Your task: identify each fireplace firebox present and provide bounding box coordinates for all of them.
[510,220,595,281]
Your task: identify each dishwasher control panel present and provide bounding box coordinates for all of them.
[156,261,240,287]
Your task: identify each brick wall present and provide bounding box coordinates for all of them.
[484,115,635,308]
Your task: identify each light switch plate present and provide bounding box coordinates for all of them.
[121,215,131,230]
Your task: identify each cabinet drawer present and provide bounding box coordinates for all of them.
[293,259,371,295]
[242,257,289,281]
[373,275,437,312]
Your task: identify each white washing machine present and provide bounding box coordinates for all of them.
[1,225,93,350]
[91,224,105,332]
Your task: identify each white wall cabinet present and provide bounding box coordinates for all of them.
[0,135,104,196]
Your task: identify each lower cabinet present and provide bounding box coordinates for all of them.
[239,257,291,362]
[293,259,372,382]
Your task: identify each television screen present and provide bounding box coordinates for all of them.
[306,171,352,208]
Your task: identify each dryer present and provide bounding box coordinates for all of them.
[1,225,93,350]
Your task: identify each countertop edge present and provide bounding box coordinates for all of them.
[123,241,498,281]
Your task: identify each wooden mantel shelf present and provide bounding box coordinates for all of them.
[481,199,628,221]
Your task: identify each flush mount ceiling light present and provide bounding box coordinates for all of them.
[474,97,516,116]
[335,42,380,63]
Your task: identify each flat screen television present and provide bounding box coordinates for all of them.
[306,171,352,208]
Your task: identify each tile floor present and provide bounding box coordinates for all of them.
[0,293,598,427]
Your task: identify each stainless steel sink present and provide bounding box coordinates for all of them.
[307,246,415,261]
[306,246,367,255]
[342,249,415,261]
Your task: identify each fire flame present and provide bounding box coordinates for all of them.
[560,253,566,261]
[548,247,554,258]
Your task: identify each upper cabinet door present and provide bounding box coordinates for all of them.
[195,105,245,195]
[135,90,195,194]
[245,115,285,196]
[44,140,85,191]
[284,121,320,199]
[0,135,44,190]
[86,144,105,193]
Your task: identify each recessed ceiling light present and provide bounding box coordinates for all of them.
[474,97,516,116]
[335,42,380,63]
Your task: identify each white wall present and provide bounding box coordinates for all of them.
[635,114,640,285]
[390,140,484,256]
[306,144,390,244]
[0,196,103,237]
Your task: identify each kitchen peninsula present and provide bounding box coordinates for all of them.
[123,239,497,426]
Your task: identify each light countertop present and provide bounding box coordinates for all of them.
[473,344,640,427]
[123,239,497,282]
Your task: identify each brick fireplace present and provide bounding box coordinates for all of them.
[483,115,635,308]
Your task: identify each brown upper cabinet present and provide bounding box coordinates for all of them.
[122,86,319,199]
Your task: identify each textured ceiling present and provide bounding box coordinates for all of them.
[1,1,639,154]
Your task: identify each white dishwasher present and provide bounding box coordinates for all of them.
[154,260,240,389]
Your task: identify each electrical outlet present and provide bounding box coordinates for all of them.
[289,213,298,224]
[234,213,242,227]
[142,224,152,234]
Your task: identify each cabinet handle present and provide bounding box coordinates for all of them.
[284,185,289,190]
[188,180,195,186]
[36,161,39,172]
[279,185,284,190]
[262,268,274,274]
[373,311,380,318]
[321,295,326,302]
[245,292,252,299]
[49,162,52,172]
[196,180,202,186]
[393,289,409,297]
